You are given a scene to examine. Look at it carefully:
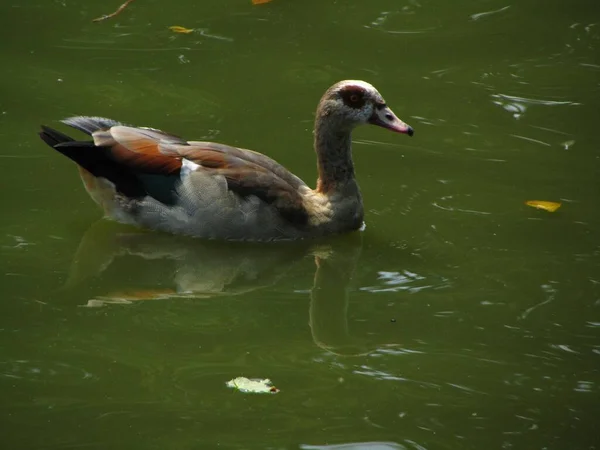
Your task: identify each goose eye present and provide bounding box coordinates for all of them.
[341,88,366,109]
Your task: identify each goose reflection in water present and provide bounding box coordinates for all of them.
[65,219,379,356]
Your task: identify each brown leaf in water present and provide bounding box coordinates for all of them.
[252,0,274,4]
[93,0,135,22]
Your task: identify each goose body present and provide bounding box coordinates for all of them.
[39,80,413,241]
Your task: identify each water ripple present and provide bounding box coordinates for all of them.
[365,8,436,35]
[492,93,581,120]
[360,270,450,293]
[550,344,580,354]
[510,134,552,147]
[0,360,97,382]
[470,5,511,21]
[302,442,407,450]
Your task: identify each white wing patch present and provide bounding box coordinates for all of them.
[180,158,201,178]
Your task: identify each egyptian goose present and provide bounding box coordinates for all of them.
[39,80,413,241]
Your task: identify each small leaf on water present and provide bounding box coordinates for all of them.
[226,377,279,394]
[252,0,274,4]
[169,26,194,34]
[525,200,561,212]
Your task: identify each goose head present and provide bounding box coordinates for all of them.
[316,80,414,136]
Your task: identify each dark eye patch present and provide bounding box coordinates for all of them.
[339,86,366,109]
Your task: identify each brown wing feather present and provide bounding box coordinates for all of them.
[219,167,309,224]
[184,141,307,191]
[93,126,182,175]
[162,143,310,225]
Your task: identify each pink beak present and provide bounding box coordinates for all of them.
[369,105,414,136]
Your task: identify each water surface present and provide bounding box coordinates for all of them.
[1,0,598,448]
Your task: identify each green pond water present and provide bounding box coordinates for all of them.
[1,0,599,449]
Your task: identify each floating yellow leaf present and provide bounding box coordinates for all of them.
[169,26,194,34]
[252,0,274,4]
[525,200,561,212]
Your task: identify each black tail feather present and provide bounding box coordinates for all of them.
[39,124,177,203]
[39,125,75,147]
[39,126,104,172]
[38,125,147,199]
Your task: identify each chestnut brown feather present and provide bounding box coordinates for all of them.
[108,143,182,175]
[161,145,309,224]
